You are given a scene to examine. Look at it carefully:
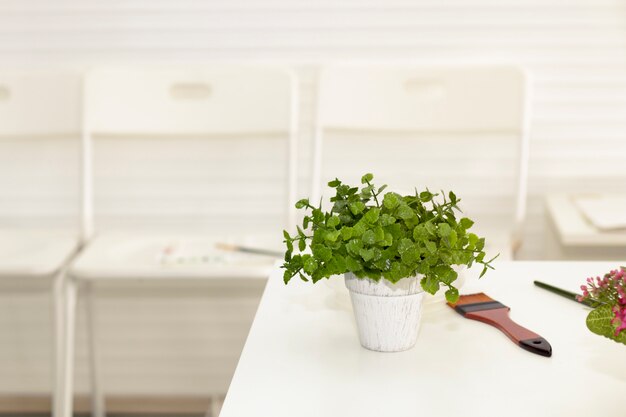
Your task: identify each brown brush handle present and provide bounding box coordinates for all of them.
[456,304,552,357]
[466,308,538,342]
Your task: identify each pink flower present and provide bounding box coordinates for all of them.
[611,305,626,337]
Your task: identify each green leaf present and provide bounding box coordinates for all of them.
[396,204,415,220]
[380,213,396,226]
[468,233,478,249]
[419,191,433,202]
[373,226,385,243]
[312,244,332,262]
[460,218,474,229]
[382,232,394,247]
[383,193,400,210]
[420,276,440,295]
[349,201,366,215]
[397,238,414,255]
[295,198,309,209]
[328,179,341,187]
[346,256,363,271]
[400,247,420,264]
[327,215,340,228]
[359,248,375,262]
[586,305,626,345]
[445,287,459,303]
[299,273,309,282]
[425,241,437,254]
[283,270,292,284]
[437,223,451,237]
[283,230,291,241]
[340,227,354,241]
[324,230,341,242]
[434,266,457,285]
[362,229,376,245]
[479,265,488,278]
[361,173,374,184]
[303,258,318,274]
[412,225,426,240]
[298,239,306,251]
[363,208,380,224]
[345,239,363,255]
[330,253,347,271]
[449,230,458,247]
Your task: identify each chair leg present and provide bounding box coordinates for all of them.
[51,271,65,417]
[209,394,222,417]
[85,283,106,417]
[61,278,78,417]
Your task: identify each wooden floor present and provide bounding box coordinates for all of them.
[0,395,225,417]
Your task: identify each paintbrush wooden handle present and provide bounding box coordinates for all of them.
[466,308,547,348]
[453,301,552,357]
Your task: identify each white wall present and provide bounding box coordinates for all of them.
[0,0,625,399]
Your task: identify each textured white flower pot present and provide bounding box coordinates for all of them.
[345,272,424,352]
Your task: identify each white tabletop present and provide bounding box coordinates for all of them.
[70,232,279,280]
[0,229,79,278]
[546,194,626,246]
[221,261,626,417]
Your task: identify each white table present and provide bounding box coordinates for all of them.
[545,195,626,260]
[221,261,626,417]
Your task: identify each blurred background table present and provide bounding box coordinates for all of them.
[545,194,626,260]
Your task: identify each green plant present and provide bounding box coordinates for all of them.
[281,173,497,303]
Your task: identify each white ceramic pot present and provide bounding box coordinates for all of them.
[345,272,424,352]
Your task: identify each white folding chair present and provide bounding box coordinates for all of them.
[0,72,82,417]
[61,66,298,417]
[312,65,531,259]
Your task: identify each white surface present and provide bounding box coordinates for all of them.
[574,195,626,231]
[0,230,79,278]
[221,261,626,417]
[70,232,279,280]
[546,194,626,246]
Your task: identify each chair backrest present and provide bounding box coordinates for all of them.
[0,72,82,229]
[312,65,530,248]
[83,66,298,238]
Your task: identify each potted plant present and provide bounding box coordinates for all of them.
[282,174,497,352]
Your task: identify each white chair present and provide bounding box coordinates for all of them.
[311,65,531,259]
[0,72,82,417]
[61,66,298,417]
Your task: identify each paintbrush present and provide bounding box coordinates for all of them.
[215,242,282,257]
[533,280,603,308]
[448,293,552,357]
